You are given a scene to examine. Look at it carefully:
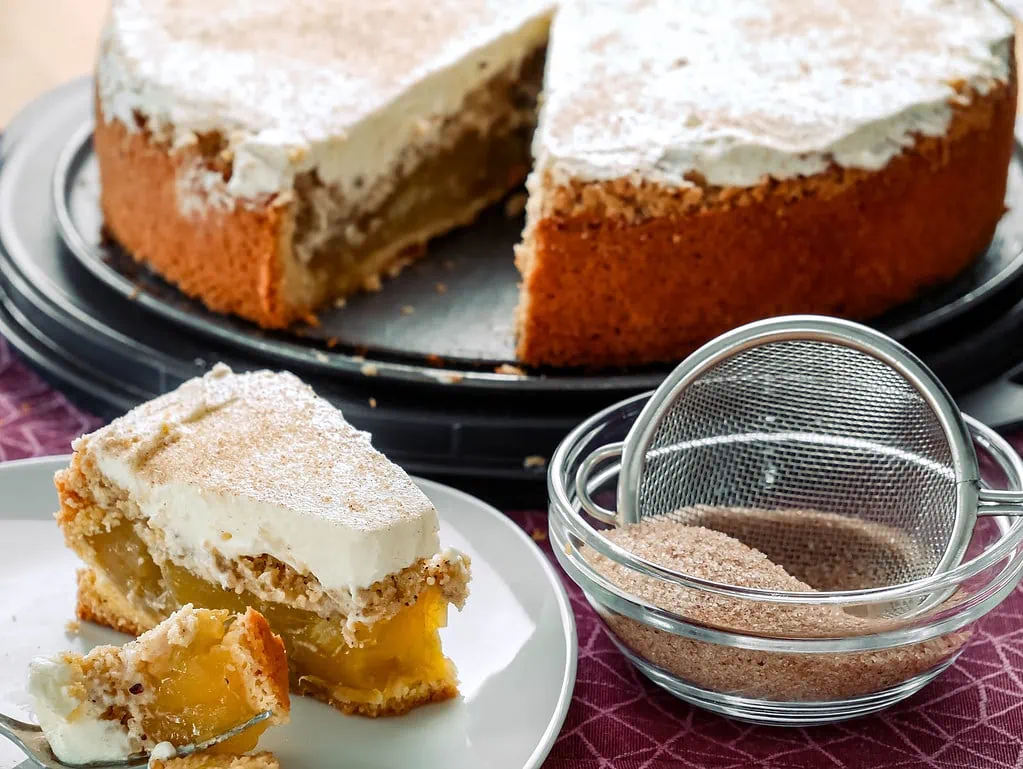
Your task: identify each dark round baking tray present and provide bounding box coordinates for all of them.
[50,86,664,393]
[50,76,1023,392]
[6,79,1023,493]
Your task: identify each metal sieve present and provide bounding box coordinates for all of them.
[575,316,1023,589]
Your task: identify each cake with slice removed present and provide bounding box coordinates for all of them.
[54,364,471,717]
[26,604,289,765]
[95,0,1015,368]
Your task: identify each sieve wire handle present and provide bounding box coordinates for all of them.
[575,442,623,526]
[977,487,1023,516]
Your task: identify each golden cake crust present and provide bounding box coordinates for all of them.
[94,114,300,328]
[515,78,1017,368]
[94,107,532,331]
[296,673,458,717]
[76,568,151,636]
[232,607,292,719]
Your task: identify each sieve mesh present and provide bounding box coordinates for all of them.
[635,340,959,588]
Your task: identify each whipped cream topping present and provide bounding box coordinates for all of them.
[97,0,553,202]
[535,0,1014,189]
[77,364,441,594]
[27,657,137,764]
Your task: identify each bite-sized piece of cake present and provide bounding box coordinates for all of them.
[26,605,289,765]
[516,0,1016,367]
[55,364,471,717]
[95,0,553,329]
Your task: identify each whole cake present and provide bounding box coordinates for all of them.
[95,0,1016,368]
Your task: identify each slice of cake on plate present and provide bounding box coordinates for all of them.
[27,604,289,765]
[95,0,554,328]
[55,364,471,717]
[515,0,1016,367]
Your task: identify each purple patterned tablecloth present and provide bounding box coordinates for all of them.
[2,335,1022,769]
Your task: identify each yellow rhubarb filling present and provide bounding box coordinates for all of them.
[84,521,454,714]
[129,610,268,754]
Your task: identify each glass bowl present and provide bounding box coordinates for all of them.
[548,393,1023,726]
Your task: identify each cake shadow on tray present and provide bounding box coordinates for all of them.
[76,0,1019,379]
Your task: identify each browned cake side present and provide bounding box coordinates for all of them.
[294,675,458,718]
[95,42,545,332]
[233,607,292,719]
[94,115,298,328]
[515,79,1017,369]
[76,567,152,636]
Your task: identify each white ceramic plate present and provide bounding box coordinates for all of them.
[0,456,576,769]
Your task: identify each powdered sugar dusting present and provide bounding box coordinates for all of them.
[535,0,1013,188]
[97,0,553,201]
[75,364,442,592]
[175,160,235,218]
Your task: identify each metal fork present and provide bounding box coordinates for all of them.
[0,710,272,768]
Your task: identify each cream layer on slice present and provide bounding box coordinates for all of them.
[74,364,440,597]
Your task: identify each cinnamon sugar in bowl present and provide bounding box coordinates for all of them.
[549,394,1023,726]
